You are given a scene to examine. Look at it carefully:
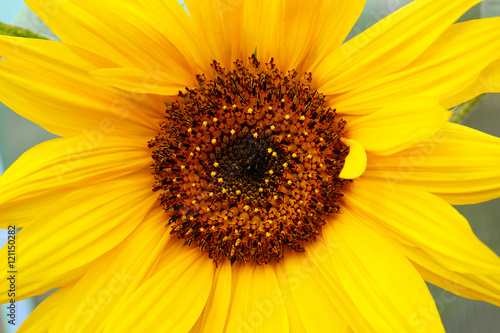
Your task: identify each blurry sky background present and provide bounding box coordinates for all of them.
[1,0,500,332]
[0,1,24,23]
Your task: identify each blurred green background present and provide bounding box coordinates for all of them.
[1,1,499,332]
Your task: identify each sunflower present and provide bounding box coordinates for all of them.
[1,0,500,331]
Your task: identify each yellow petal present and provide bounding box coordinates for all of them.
[345,99,449,155]
[275,266,308,333]
[0,135,151,228]
[0,195,61,230]
[0,174,158,302]
[275,0,315,71]
[339,138,367,179]
[277,0,362,72]
[225,263,289,333]
[137,0,214,74]
[403,246,500,307]
[277,252,351,332]
[243,0,282,64]
[315,0,481,95]
[18,283,75,333]
[103,244,214,333]
[304,237,374,332]
[364,122,500,205]
[323,210,445,332]
[190,261,232,333]
[49,207,170,333]
[26,0,197,83]
[333,18,500,114]
[244,0,365,73]
[344,178,500,275]
[185,0,245,69]
[443,59,500,109]
[302,0,366,73]
[0,36,162,137]
[90,67,188,96]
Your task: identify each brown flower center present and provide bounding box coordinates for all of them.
[149,56,350,264]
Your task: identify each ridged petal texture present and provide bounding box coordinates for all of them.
[365,122,500,205]
[1,0,499,332]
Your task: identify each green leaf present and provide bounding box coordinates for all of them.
[0,22,49,40]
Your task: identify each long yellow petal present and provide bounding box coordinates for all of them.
[403,246,500,307]
[190,261,232,333]
[90,67,187,96]
[275,266,308,333]
[0,36,162,137]
[225,263,289,333]
[280,235,374,333]
[344,178,500,275]
[185,0,245,69]
[304,237,374,332]
[443,59,500,109]
[243,0,365,73]
[137,0,214,74]
[323,210,445,332]
[315,0,481,95]
[0,135,152,228]
[48,207,170,333]
[364,122,500,205]
[277,0,360,72]
[17,283,75,333]
[302,0,366,73]
[103,244,214,333]
[243,0,282,64]
[277,252,351,332]
[333,18,500,114]
[0,174,158,302]
[25,0,197,84]
[345,99,448,155]
[0,195,61,231]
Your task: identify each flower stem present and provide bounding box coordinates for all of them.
[449,95,484,124]
[0,22,49,40]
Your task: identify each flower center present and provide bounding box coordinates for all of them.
[149,56,350,264]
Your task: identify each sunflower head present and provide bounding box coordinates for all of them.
[2,0,500,332]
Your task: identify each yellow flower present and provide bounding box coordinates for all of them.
[1,0,500,332]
